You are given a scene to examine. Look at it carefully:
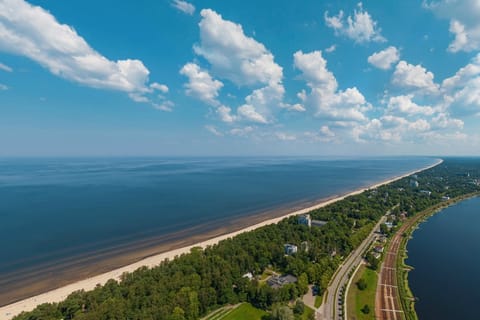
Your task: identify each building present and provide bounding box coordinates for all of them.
[284,244,298,255]
[374,246,384,253]
[420,190,432,196]
[298,214,311,227]
[312,219,327,227]
[267,274,298,289]
[442,196,450,201]
[410,180,419,188]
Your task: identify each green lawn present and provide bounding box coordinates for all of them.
[221,303,267,320]
[346,264,378,320]
[314,293,323,308]
[300,306,315,320]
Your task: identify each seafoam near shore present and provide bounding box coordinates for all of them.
[0,159,442,320]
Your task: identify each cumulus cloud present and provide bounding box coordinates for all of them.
[0,83,8,90]
[0,62,12,72]
[324,3,386,43]
[441,53,480,115]
[195,9,282,87]
[180,62,223,105]
[294,50,371,122]
[171,0,195,15]
[392,61,439,93]
[216,105,236,123]
[237,104,268,124]
[0,0,170,107]
[190,9,285,124]
[387,95,435,116]
[425,0,480,52]
[150,82,169,93]
[368,46,400,70]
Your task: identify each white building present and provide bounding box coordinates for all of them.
[284,244,298,255]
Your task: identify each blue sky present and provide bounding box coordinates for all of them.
[1,0,479,156]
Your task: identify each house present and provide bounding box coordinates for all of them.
[442,196,450,201]
[267,274,298,289]
[372,252,381,259]
[374,246,384,253]
[312,219,327,227]
[298,214,312,227]
[420,190,432,196]
[284,244,298,255]
[410,180,419,188]
[385,221,393,229]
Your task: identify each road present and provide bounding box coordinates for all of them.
[318,215,387,320]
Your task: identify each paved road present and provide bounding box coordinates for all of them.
[318,215,387,320]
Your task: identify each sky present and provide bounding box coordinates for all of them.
[1,0,480,156]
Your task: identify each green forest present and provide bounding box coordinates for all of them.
[13,158,480,320]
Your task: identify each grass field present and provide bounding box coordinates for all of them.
[219,303,267,320]
[346,264,378,320]
[300,306,315,320]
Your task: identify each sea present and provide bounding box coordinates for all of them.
[406,196,480,320]
[0,156,436,304]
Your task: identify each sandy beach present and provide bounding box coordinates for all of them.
[0,159,442,320]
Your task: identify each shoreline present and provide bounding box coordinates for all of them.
[0,159,443,320]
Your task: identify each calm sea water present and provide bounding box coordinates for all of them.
[407,197,480,320]
[0,157,435,277]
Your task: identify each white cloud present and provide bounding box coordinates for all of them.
[195,9,283,87]
[409,118,431,132]
[205,125,223,136]
[171,0,195,15]
[392,61,439,93]
[368,46,400,70]
[294,50,371,122]
[152,101,174,112]
[275,132,296,141]
[193,9,285,124]
[325,3,386,43]
[237,104,268,124]
[0,83,8,90]
[0,62,12,72]
[230,126,254,136]
[441,53,480,114]
[281,103,306,112]
[387,95,435,116]
[320,125,335,138]
[180,62,223,105]
[425,0,480,52]
[150,82,169,93]
[0,0,168,105]
[325,45,337,53]
[217,105,236,123]
[431,113,464,129]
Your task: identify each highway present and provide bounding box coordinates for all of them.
[317,215,387,320]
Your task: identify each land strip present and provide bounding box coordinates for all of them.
[375,192,480,320]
